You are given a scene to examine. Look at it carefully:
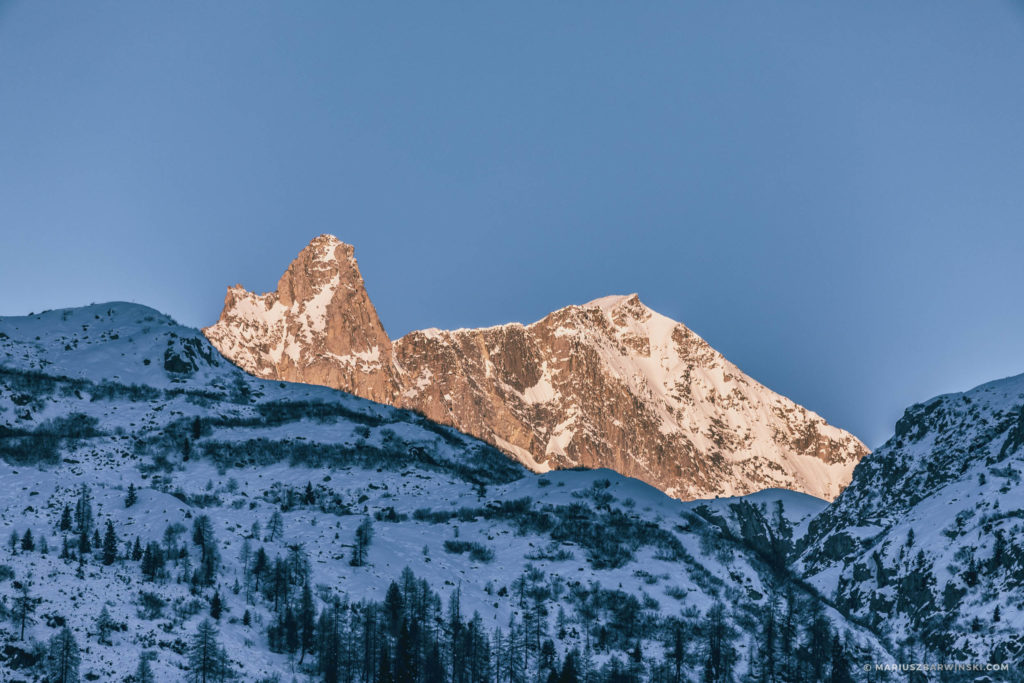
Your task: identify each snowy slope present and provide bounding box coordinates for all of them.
[799,372,1024,666]
[0,303,893,681]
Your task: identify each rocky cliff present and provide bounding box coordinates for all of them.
[204,234,868,501]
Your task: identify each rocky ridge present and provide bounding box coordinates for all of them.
[204,235,869,501]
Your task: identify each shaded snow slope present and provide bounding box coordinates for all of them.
[800,372,1024,665]
[0,303,893,681]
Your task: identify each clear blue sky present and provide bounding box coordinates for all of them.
[2,1,1023,447]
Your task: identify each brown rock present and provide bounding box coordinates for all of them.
[204,235,869,501]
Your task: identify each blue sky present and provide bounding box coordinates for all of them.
[1,1,1023,447]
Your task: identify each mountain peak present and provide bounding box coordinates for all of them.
[205,238,868,501]
[583,293,643,311]
[300,234,353,264]
[204,236,398,403]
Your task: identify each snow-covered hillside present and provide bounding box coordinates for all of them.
[0,303,891,681]
[800,373,1024,668]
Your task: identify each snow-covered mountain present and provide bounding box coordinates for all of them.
[799,372,1024,668]
[204,235,868,502]
[0,303,891,681]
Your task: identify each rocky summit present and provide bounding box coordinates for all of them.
[204,235,868,501]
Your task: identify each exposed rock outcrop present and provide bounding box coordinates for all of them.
[204,235,868,501]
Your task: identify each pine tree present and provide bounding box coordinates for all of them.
[20,528,34,552]
[134,654,156,683]
[802,609,832,682]
[702,602,736,683]
[8,529,19,553]
[396,619,417,683]
[424,642,444,683]
[318,599,344,683]
[242,609,252,626]
[102,520,118,565]
[210,591,223,621]
[467,612,492,683]
[141,541,165,581]
[191,515,220,585]
[299,581,317,663]
[96,605,115,645]
[964,557,980,587]
[989,529,1008,572]
[665,618,689,683]
[12,581,38,640]
[132,536,144,561]
[756,594,778,683]
[251,546,268,593]
[74,484,93,536]
[378,638,395,683]
[125,482,138,508]
[350,518,374,567]
[47,627,81,683]
[385,581,405,637]
[559,650,581,683]
[59,504,72,532]
[829,634,853,683]
[267,510,284,542]
[188,619,230,683]
[284,606,300,655]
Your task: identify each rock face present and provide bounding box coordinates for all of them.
[798,372,1024,661]
[206,237,399,404]
[204,234,868,501]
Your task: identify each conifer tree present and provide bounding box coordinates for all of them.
[188,619,230,683]
[59,504,72,532]
[210,591,223,621]
[267,510,284,542]
[829,634,853,683]
[134,654,156,683]
[125,482,138,508]
[252,546,269,591]
[96,606,115,645]
[74,484,93,536]
[102,520,118,565]
[350,518,374,567]
[299,581,317,663]
[47,627,80,683]
[12,581,38,640]
[78,528,90,556]
[284,606,300,655]
[131,536,143,561]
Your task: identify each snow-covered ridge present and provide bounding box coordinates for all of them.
[0,301,894,680]
[798,371,1024,663]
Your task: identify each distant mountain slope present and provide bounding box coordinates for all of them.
[204,234,868,501]
[0,303,891,681]
[800,372,1024,667]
